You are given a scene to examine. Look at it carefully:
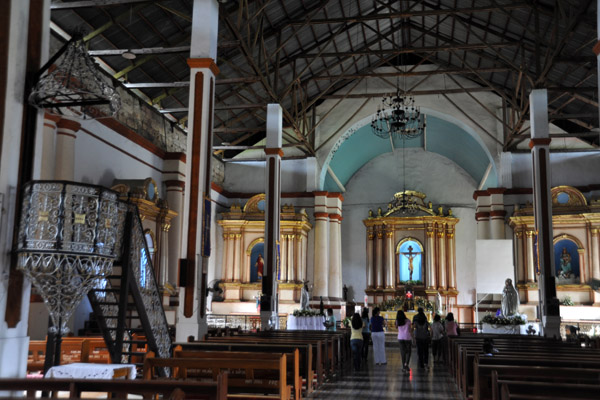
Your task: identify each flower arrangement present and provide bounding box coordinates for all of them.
[292,309,322,317]
[342,317,351,328]
[399,280,423,286]
[560,295,574,306]
[481,313,526,325]
[376,295,433,311]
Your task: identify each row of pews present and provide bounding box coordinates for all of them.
[448,333,600,400]
[6,329,350,399]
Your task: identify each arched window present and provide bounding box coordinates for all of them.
[397,239,424,284]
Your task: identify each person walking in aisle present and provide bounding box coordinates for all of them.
[350,313,364,371]
[370,307,386,365]
[361,308,371,360]
[413,307,430,369]
[445,312,460,336]
[430,314,446,363]
[395,310,412,374]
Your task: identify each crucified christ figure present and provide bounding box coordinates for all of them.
[402,245,418,281]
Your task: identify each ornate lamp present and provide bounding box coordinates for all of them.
[28,32,120,120]
[16,181,127,367]
[371,93,426,140]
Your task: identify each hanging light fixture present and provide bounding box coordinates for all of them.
[29,32,121,120]
[371,16,425,214]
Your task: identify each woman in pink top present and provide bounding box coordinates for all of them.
[396,310,412,373]
[445,312,460,336]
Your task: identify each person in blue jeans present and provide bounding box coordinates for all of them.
[350,313,364,371]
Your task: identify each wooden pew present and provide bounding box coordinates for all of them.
[144,355,291,400]
[173,347,302,400]
[28,337,113,373]
[478,363,600,400]
[499,380,600,400]
[0,376,227,400]
[176,341,316,395]
[204,335,328,386]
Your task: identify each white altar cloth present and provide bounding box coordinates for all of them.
[287,315,326,330]
[45,363,137,380]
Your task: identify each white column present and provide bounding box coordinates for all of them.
[328,214,342,299]
[176,0,219,342]
[233,234,241,282]
[489,190,506,239]
[298,234,306,282]
[40,113,60,179]
[287,234,295,282]
[366,229,374,288]
[530,88,560,338]
[447,226,456,289]
[592,228,600,280]
[313,193,329,299]
[515,230,525,284]
[375,229,383,289]
[280,234,288,282]
[385,231,394,288]
[426,225,436,289]
[164,154,186,286]
[437,226,447,290]
[475,193,491,239]
[54,118,80,181]
[526,230,535,283]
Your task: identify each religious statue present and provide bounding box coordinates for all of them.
[559,247,572,278]
[300,280,310,310]
[319,296,324,315]
[501,278,520,318]
[342,284,348,302]
[256,253,264,279]
[435,291,442,313]
[402,245,418,281]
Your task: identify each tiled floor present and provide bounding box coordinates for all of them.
[308,342,461,399]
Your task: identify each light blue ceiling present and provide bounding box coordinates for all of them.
[321,114,497,191]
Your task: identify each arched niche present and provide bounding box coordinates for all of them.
[396,237,424,283]
[217,194,312,302]
[247,238,265,283]
[509,185,600,305]
[363,191,459,309]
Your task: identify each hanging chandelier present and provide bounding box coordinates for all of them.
[29,32,120,120]
[370,91,426,140]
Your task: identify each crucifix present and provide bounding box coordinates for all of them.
[401,245,420,281]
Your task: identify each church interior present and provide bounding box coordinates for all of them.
[2,0,600,398]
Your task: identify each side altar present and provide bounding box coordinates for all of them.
[363,191,459,315]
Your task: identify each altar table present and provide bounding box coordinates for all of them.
[287,315,326,330]
[45,363,137,380]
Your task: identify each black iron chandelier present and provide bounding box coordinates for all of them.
[370,92,425,140]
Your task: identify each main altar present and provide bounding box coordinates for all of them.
[363,191,459,314]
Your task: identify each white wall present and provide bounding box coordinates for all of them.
[341,148,478,305]
[511,152,600,189]
[223,158,317,194]
[74,119,165,192]
[475,240,515,294]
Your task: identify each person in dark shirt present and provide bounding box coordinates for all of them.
[370,307,386,365]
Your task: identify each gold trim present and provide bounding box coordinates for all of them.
[246,237,264,255]
[553,233,583,249]
[243,193,266,213]
[396,237,424,254]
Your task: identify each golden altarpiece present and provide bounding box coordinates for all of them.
[364,191,459,314]
[509,186,600,306]
[111,178,178,290]
[217,194,312,305]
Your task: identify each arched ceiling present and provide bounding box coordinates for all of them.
[321,114,497,192]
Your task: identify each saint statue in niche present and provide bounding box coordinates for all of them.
[255,253,264,279]
[300,280,311,310]
[559,247,572,278]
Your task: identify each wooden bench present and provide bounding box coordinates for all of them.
[144,355,291,400]
[478,363,600,400]
[0,376,227,400]
[498,379,600,400]
[176,341,316,394]
[173,347,302,400]
[204,335,328,386]
[28,337,112,373]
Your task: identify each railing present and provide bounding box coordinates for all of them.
[207,314,288,331]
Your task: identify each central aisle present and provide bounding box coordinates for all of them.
[308,340,461,399]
